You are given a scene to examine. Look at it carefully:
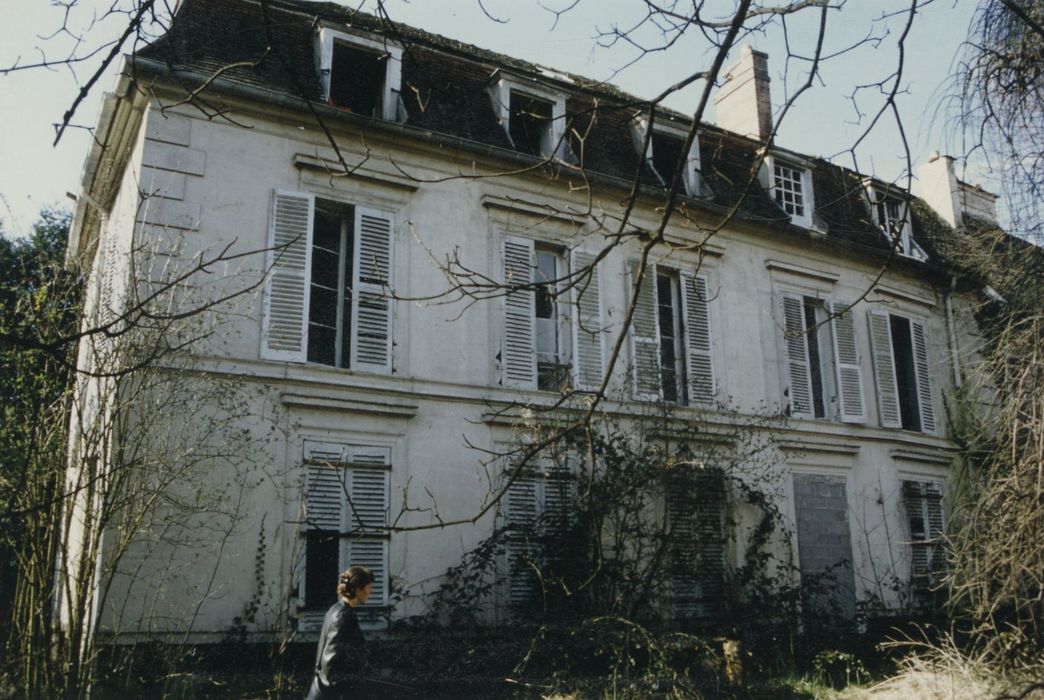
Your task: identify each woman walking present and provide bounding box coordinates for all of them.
[305,565,375,699]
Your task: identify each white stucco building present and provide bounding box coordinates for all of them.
[63,0,995,642]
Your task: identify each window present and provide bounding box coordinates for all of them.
[629,260,715,405]
[299,441,391,628]
[767,157,814,228]
[666,465,725,620]
[503,458,574,607]
[489,73,568,159]
[316,28,403,121]
[867,311,936,432]
[869,189,928,261]
[901,480,945,607]
[261,191,394,373]
[501,237,605,392]
[631,116,704,197]
[779,293,866,422]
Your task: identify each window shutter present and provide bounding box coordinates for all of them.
[667,467,725,619]
[667,485,701,617]
[829,302,867,423]
[502,237,537,389]
[570,250,605,392]
[505,474,538,605]
[350,207,394,374]
[681,272,715,404]
[305,462,347,531]
[902,480,944,583]
[262,191,314,362]
[867,311,902,428]
[628,259,662,401]
[910,320,936,433]
[781,294,813,418]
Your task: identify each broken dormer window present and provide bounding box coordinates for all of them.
[509,93,554,156]
[329,42,386,116]
[316,28,403,122]
[868,188,928,261]
[632,116,704,197]
[650,132,687,187]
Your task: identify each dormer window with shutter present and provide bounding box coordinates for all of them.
[500,237,605,393]
[489,72,568,160]
[764,155,815,229]
[316,27,403,121]
[631,116,706,197]
[298,441,391,630]
[777,291,866,423]
[627,261,717,405]
[261,192,395,374]
[867,186,928,261]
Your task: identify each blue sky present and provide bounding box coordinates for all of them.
[0,0,977,238]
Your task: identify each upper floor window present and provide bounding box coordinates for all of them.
[867,310,936,433]
[628,260,716,405]
[765,155,815,229]
[867,187,928,261]
[778,291,866,423]
[261,191,395,374]
[501,237,605,392]
[631,116,705,197]
[489,72,568,160]
[316,27,403,121]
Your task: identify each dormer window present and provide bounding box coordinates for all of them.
[631,116,704,197]
[316,27,403,121]
[867,186,927,261]
[763,155,815,229]
[489,72,568,160]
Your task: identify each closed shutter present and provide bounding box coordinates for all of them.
[570,250,605,392]
[681,272,715,404]
[781,294,813,418]
[667,484,700,618]
[502,237,537,388]
[350,207,394,373]
[505,474,538,605]
[868,311,902,428]
[910,320,936,433]
[902,480,945,584]
[829,302,867,423]
[262,191,314,362]
[628,259,662,401]
[100,223,121,324]
[666,467,725,619]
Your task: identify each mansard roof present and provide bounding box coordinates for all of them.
[137,0,941,268]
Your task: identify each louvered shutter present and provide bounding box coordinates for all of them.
[262,191,314,362]
[505,474,538,605]
[924,482,945,577]
[910,320,936,433]
[667,484,700,618]
[100,224,122,324]
[903,480,944,582]
[502,237,537,388]
[781,294,814,418]
[570,250,605,392]
[628,259,662,401]
[868,311,902,428]
[829,302,867,423]
[681,272,715,404]
[666,467,725,619]
[350,207,394,373]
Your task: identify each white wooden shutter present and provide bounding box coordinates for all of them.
[502,237,537,389]
[681,272,715,404]
[910,320,936,433]
[867,311,902,429]
[570,249,605,392]
[350,207,394,373]
[505,474,538,605]
[262,191,314,362]
[781,294,814,418]
[903,480,945,581]
[829,301,867,423]
[628,259,662,401]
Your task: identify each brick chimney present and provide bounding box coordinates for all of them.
[918,153,998,226]
[714,45,772,141]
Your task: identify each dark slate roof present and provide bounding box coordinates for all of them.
[137,0,940,264]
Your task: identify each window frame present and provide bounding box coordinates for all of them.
[534,246,571,390]
[315,26,403,122]
[764,154,815,229]
[630,115,704,197]
[865,185,928,261]
[901,478,946,607]
[867,309,936,433]
[488,72,569,160]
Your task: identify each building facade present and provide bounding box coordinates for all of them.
[64,0,989,641]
